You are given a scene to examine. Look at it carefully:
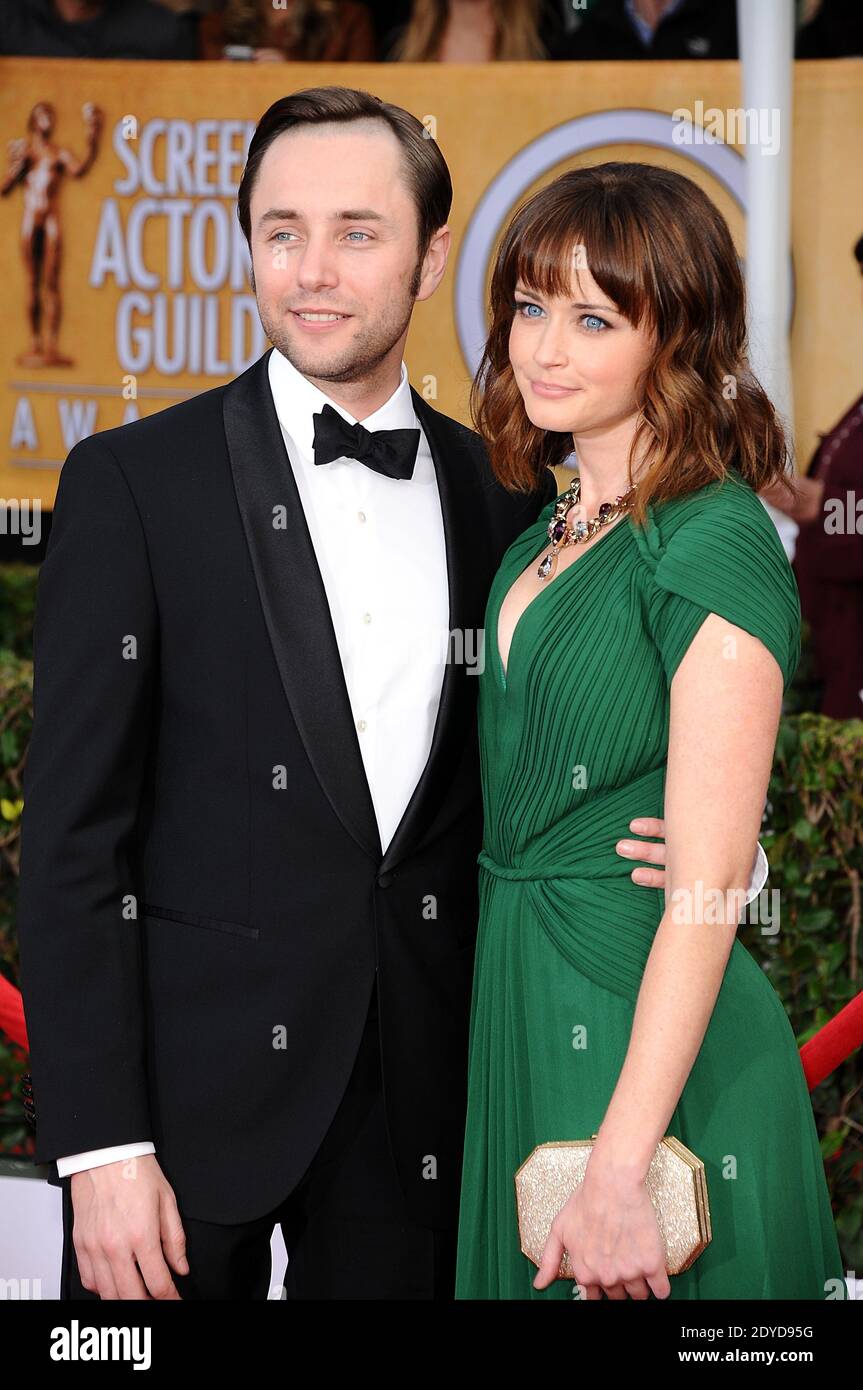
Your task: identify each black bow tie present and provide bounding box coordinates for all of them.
[311,403,420,481]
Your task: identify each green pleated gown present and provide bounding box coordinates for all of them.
[454,468,848,1300]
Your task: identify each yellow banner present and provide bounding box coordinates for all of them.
[1,57,861,505]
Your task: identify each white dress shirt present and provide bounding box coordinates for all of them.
[265,346,451,852]
[55,354,770,1177]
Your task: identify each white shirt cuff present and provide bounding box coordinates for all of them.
[55,1142,156,1177]
[743,840,769,906]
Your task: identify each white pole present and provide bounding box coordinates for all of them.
[737,0,798,558]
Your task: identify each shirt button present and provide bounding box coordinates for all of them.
[362,612,372,624]
[357,718,367,732]
[357,511,366,522]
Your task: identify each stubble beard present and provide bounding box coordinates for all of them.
[254,258,423,386]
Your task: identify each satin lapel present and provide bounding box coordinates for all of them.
[377,388,493,874]
[223,348,382,861]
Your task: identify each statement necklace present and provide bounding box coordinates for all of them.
[536,475,637,580]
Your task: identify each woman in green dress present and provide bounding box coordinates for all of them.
[454,162,848,1301]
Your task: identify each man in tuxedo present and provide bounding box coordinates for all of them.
[17,85,768,1300]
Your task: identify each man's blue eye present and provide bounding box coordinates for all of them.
[271,231,371,241]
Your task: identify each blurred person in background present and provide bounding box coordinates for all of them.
[154,0,221,11]
[199,0,376,61]
[382,0,578,63]
[760,236,863,721]
[553,0,862,62]
[0,0,198,58]
[553,0,738,60]
[795,0,863,58]
[363,0,411,49]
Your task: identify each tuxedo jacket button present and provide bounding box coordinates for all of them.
[376,871,393,888]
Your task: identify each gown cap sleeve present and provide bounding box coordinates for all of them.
[633,472,802,691]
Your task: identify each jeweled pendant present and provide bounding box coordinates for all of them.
[537,550,557,580]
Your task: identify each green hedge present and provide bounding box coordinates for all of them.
[744,712,863,1272]
[0,639,32,1158]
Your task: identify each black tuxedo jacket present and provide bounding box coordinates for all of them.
[16,347,555,1227]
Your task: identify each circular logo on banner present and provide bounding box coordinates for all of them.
[454,108,795,378]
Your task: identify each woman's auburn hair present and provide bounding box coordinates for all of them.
[470,161,796,525]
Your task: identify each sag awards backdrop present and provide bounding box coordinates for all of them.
[1,56,862,508]
[1,44,863,1310]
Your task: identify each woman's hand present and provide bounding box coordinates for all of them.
[533,1161,671,1300]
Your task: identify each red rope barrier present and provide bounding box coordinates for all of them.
[800,989,863,1091]
[1,977,862,1089]
[0,973,27,1053]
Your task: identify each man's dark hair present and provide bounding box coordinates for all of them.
[237,86,453,263]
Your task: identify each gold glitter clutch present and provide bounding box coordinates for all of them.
[515,1134,712,1278]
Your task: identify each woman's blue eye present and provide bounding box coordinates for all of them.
[511,300,610,332]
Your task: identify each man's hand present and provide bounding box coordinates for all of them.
[758,473,824,525]
[616,817,667,889]
[70,1155,189,1299]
